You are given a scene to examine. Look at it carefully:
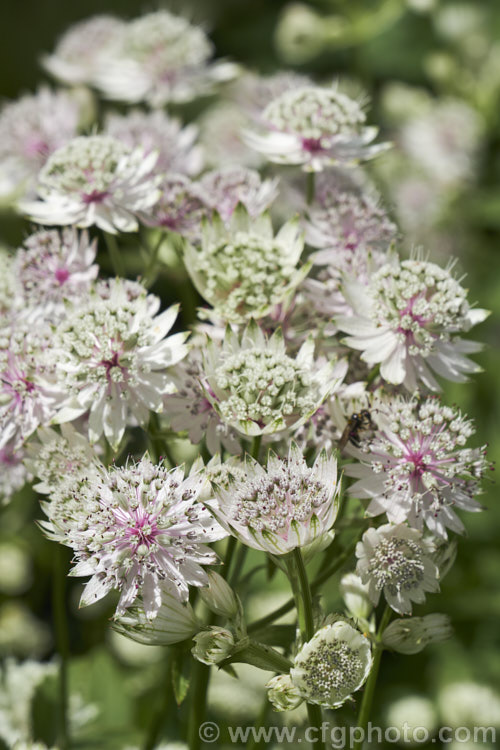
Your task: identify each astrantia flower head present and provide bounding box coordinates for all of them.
[198,167,279,223]
[19,135,161,234]
[25,424,103,542]
[0,88,80,200]
[52,281,189,449]
[41,15,125,86]
[346,395,488,537]
[94,10,236,107]
[163,351,241,456]
[15,228,98,322]
[401,99,482,187]
[209,443,340,554]
[68,455,227,618]
[290,621,372,708]
[244,86,388,171]
[185,207,309,325]
[306,170,397,256]
[104,110,203,176]
[0,322,61,449]
[143,174,208,241]
[201,321,347,436]
[337,255,489,390]
[356,524,439,615]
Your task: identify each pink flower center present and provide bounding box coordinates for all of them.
[82,189,109,204]
[55,268,70,284]
[124,514,160,551]
[302,137,325,153]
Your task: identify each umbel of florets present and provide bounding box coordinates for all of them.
[209,443,340,554]
[201,321,347,437]
[355,523,440,615]
[346,394,488,538]
[244,85,389,171]
[184,206,308,324]
[290,621,372,708]
[337,255,489,390]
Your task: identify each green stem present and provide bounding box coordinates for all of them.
[222,535,237,581]
[247,697,272,750]
[53,546,70,750]
[229,541,248,588]
[365,364,380,388]
[143,650,173,750]
[250,434,262,461]
[353,605,392,750]
[248,536,360,634]
[187,657,211,750]
[289,548,325,750]
[306,172,315,205]
[143,233,165,288]
[104,232,125,277]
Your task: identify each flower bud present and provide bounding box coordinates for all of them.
[382,614,453,655]
[340,572,373,621]
[433,540,457,580]
[198,571,240,619]
[113,587,199,646]
[192,627,235,665]
[266,674,303,712]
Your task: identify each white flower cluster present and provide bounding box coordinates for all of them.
[0,6,491,731]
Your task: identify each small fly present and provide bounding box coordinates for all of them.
[338,409,374,452]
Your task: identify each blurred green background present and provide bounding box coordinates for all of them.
[1,1,499,748]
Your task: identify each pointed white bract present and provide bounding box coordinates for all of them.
[356,523,440,615]
[184,207,308,325]
[337,255,489,390]
[200,321,347,437]
[346,395,488,538]
[67,455,227,618]
[208,443,340,555]
[244,86,389,171]
[51,280,189,449]
[93,10,237,107]
[19,135,161,234]
[290,621,372,708]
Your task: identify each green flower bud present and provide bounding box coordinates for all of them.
[198,571,240,619]
[192,627,235,665]
[382,614,453,655]
[266,673,304,712]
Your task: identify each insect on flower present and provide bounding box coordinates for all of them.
[338,408,375,452]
